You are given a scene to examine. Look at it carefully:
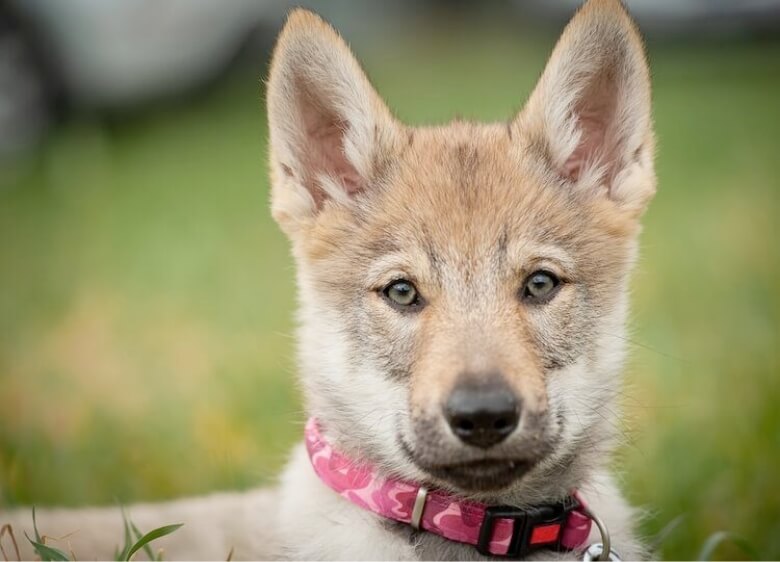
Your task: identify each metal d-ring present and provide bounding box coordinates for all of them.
[580,505,621,561]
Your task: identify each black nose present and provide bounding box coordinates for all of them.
[444,379,520,449]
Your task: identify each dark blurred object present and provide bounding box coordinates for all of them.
[0,1,52,159]
[1,0,288,160]
[514,0,780,37]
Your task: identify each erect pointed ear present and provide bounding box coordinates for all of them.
[517,0,655,213]
[266,9,402,232]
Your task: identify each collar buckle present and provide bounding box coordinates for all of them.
[477,496,578,558]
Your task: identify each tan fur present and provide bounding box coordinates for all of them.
[1,1,656,559]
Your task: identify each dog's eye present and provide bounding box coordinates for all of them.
[522,270,561,303]
[382,280,421,309]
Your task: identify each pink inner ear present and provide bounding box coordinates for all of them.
[308,121,363,195]
[562,115,607,182]
[298,89,364,206]
[561,73,618,184]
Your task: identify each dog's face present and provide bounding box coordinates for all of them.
[267,0,654,501]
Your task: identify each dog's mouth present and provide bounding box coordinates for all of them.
[398,437,538,493]
[425,458,534,492]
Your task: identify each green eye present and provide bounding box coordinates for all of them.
[522,270,561,303]
[383,280,420,308]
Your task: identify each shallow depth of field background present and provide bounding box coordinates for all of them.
[0,2,778,560]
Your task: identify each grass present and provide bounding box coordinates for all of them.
[0,21,778,560]
[16,506,182,561]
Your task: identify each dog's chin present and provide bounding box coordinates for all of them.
[398,437,539,493]
[424,458,535,493]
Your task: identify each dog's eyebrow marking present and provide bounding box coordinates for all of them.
[422,226,443,283]
[511,242,576,275]
[495,227,509,270]
[365,236,401,256]
[365,252,419,286]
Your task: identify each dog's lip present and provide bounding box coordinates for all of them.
[433,458,531,471]
[426,458,535,480]
[424,457,536,493]
[398,434,534,471]
[398,434,537,490]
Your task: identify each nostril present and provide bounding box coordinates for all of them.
[493,417,511,432]
[455,418,475,433]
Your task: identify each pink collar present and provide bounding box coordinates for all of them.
[305,418,592,558]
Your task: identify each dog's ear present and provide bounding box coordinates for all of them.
[517,0,655,214]
[266,9,401,231]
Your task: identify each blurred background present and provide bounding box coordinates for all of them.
[0,0,778,559]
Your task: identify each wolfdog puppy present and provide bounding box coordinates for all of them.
[2,1,655,559]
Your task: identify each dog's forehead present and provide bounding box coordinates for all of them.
[303,121,636,285]
[366,124,579,262]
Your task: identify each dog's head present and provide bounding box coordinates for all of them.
[267,0,654,502]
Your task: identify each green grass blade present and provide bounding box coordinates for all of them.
[25,532,71,561]
[698,531,761,561]
[649,513,686,553]
[123,523,183,561]
[130,520,157,561]
[116,506,133,561]
[31,506,42,543]
[29,507,71,561]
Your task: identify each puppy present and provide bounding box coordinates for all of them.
[1,1,655,559]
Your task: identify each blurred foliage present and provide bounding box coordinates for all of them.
[0,23,778,561]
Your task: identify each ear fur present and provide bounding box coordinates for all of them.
[518,0,655,213]
[266,9,401,232]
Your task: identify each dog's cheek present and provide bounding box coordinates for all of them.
[538,285,631,471]
[307,255,419,402]
[528,286,595,373]
[308,289,418,465]
[349,295,421,382]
